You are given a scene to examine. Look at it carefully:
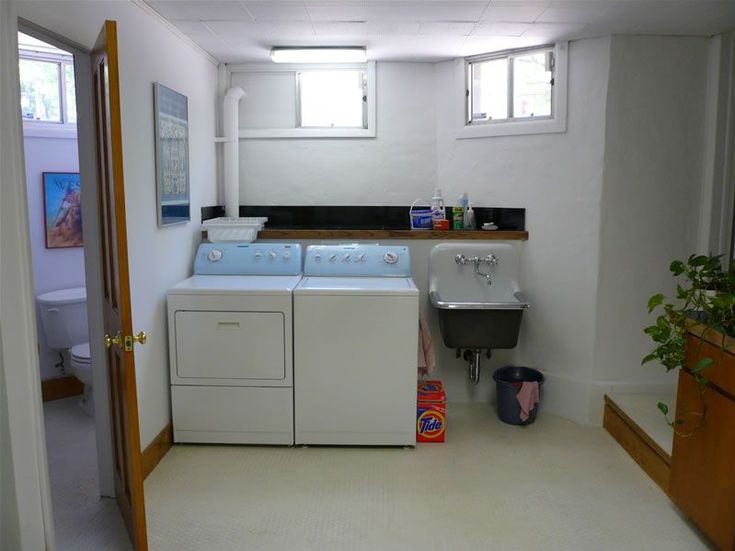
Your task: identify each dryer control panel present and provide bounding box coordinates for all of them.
[194,243,303,275]
[303,245,411,277]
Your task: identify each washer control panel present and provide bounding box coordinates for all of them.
[194,243,302,275]
[304,245,411,277]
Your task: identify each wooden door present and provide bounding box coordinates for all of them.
[92,20,148,550]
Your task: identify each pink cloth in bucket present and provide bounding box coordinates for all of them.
[516,381,540,422]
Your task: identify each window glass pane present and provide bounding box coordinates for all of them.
[471,58,508,122]
[19,58,61,122]
[64,63,77,123]
[299,70,365,128]
[513,51,552,118]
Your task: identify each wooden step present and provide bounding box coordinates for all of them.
[603,394,671,494]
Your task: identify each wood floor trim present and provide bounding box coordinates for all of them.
[141,423,173,480]
[41,376,84,402]
[603,396,671,495]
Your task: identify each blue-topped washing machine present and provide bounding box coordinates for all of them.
[167,242,302,445]
[293,244,419,446]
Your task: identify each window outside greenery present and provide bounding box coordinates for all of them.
[18,32,76,125]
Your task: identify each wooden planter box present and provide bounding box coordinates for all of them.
[669,326,735,550]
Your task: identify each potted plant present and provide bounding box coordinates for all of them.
[644,254,735,550]
[643,254,735,434]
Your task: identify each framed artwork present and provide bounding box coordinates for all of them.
[42,172,83,248]
[153,82,190,226]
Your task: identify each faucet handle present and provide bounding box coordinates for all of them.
[455,254,466,265]
[486,254,498,266]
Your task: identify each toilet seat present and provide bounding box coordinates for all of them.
[70,342,90,362]
[70,342,92,385]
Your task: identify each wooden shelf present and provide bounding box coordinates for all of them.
[256,229,529,240]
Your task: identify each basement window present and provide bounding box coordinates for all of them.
[18,32,77,138]
[461,42,567,139]
[231,62,376,139]
[298,70,367,128]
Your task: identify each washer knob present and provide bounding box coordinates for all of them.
[282,250,291,259]
[207,249,223,262]
[342,253,351,262]
[383,251,399,264]
[269,250,277,260]
[357,253,367,263]
[254,251,263,261]
[314,254,322,262]
[329,254,337,263]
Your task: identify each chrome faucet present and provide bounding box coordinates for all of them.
[455,253,498,284]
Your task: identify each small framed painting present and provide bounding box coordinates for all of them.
[153,82,190,226]
[42,172,83,248]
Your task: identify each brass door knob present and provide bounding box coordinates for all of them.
[104,332,121,349]
[132,331,147,345]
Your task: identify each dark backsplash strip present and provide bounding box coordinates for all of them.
[201,205,525,231]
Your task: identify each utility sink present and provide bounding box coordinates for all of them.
[429,243,529,350]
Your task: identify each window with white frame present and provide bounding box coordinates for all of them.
[461,43,567,138]
[230,62,375,138]
[17,32,77,127]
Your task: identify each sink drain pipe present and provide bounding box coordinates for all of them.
[463,349,491,384]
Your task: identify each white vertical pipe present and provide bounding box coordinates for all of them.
[223,86,246,218]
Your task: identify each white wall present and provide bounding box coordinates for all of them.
[252,36,716,424]
[23,134,85,380]
[249,40,612,416]
[16,1,220,448]
[592,36,709,389]
[239,63,437,205]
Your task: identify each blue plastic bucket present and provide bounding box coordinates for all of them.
[410,200,432,230]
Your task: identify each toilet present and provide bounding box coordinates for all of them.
[37,286,93,415]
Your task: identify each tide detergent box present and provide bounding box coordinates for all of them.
[417,380,446,443]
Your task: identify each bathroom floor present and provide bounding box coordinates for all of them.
[144,403,711,551]
[43,397,132,551]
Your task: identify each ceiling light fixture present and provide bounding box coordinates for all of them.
[270,47,367,63]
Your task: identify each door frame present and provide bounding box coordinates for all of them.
[19,18,116,500]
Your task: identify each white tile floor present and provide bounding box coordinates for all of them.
[145,403,711,551]
[44,397,132,551]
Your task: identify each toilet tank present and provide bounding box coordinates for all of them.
[36,287,88,349]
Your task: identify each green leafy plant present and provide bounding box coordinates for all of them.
[643,254,735,435]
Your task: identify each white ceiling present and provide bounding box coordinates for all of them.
[143,0,735,63]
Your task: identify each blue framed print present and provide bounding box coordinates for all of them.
[42,172,83,248]
[153,82,190,226]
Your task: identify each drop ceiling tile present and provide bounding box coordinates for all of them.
[171,20,209,34]
[313,21,368,36]
[472,22,529,36]
[368,21,422,35]
[365,1,487,22]
[147,1,253,21]
[259,20,317,39]
[244,1,310,22]
[481,2,549,22]
[306,1,366,22]
[419,21,475,35]
[537,1,615,24]
[203,21,269,47]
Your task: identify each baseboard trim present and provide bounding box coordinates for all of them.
[603,395,671,494]
[41,376,84,402]
[142,423,173,480]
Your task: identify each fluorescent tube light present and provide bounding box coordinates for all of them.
[270,47,367,64]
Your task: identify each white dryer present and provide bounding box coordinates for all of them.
[293,244,419,446]
[167,242,302,445]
